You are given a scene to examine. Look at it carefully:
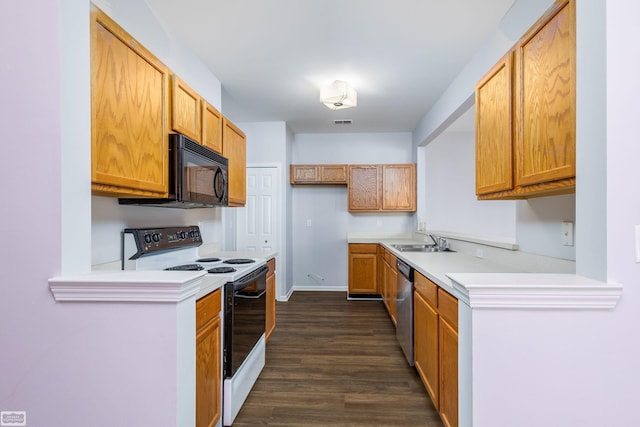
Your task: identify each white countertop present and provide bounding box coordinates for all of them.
[349,234,622,310]
[50,250,278,302]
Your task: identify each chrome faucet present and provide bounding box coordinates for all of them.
[428,234,448,250]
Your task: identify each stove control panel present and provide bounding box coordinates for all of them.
[122,226,202,260]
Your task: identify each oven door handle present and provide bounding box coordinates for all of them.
[235,289,267,299]
[232,264,269,291]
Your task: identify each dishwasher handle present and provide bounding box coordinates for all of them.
[396,259,414,282]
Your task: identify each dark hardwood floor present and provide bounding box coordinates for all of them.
[233,291,444,426]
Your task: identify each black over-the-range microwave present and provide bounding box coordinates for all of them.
[119,133,229,208]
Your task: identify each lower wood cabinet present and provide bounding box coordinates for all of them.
[195,289,222,427]
[414,272,458,427]
[348,244,378,295]
[266,257,276,341]
[414,274,440,408]
[383,249,397,326]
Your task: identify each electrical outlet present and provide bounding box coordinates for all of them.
[306,219,312,227]
[561,221,574,246]
[475,248,484,259]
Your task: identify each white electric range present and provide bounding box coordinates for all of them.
[121,226,267,426]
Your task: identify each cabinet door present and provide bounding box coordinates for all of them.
[387,254,397,326]
[290,165,319,184]
[414,289,439,409]
[266,258,276,341]
[475,52,514,195]
[348,244,378,294]
[223,119,247,206]
[196,290,222,427]
[202,101,223,154]
[382,164,416,211]
[439,318,458,427]
[91,7,169,197]
[319,165,348,184]
[515,0,575,187]
[348,165,380,211]
[171,75,202,142]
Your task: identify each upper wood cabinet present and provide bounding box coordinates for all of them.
[381,164,416,210]
[90,6,169,197]
[171,75,202,143]
[348,164,416,212]
[515,0,576,188]
[475,0,575,200]
[290,164,348,185]
[202,101,223,154]
[223,118,246,206]
[475,52,514,196]
[348,165,381,210]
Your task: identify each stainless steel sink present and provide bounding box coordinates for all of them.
[391,244,455,253]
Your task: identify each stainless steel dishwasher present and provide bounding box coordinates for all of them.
[396,258,414,366]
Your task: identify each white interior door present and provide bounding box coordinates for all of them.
[236,167,278,253]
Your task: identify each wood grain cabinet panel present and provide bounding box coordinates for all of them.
[348,164,416,212]
[413,273,459,427]
[196,289,222,427]
[348,165,381,211]
[515,0,575,187]
[475,0,575,200]
[289,165,348,184]
[90,6,169,197]
[223,118,246,206]
[382,164,416,211]
[475,52,514,196]
[202,101,223,154]
[414,285,439,409]
[266,258,276,341]
[171,75,202,142]
[348,244,378,295]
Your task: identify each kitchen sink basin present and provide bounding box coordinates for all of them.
[392,244,455,253]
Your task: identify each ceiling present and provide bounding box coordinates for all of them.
[144,0,515,134]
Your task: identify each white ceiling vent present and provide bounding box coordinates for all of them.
[333,119,352,125]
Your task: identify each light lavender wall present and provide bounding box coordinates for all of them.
[291,132,414,290]
[604,0,640,422]
[0,1,219,425]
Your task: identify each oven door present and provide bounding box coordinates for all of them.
[224,264,269,378]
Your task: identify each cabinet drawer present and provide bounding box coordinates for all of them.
[438,288,458,330]
[415,272,437,307]
[384,249,396,266]
[350,243,378,254]
[196,289,221,330]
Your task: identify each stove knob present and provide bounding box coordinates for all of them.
[178,231,187,240]
[152,233,160,243]
[189,230,196,239]
[144,234,152,244]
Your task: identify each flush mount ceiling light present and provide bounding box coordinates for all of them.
[320,80,357,110]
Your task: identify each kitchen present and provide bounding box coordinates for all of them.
[2,1,639,427]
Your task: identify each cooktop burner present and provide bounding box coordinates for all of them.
[224,258,256,265]
[208,266,237,274]
[164,264,204,271]
[196,257,221,263]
